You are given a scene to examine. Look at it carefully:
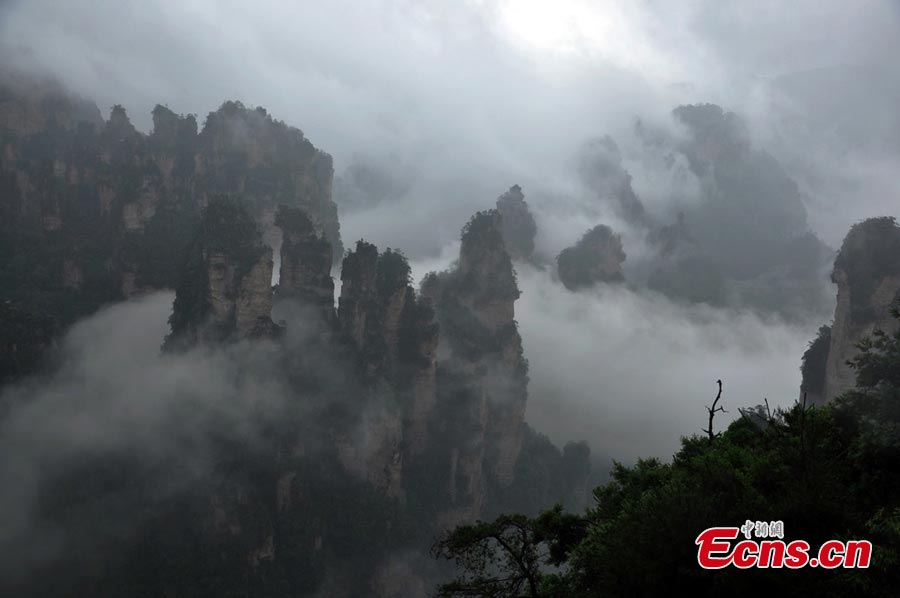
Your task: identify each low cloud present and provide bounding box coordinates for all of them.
[513,265,819,463]
[0,292,329,578]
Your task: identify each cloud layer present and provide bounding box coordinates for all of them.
[2,0,898,469]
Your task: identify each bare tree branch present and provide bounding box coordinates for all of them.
[702,379,725,442]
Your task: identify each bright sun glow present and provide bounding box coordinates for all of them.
[497,0,691,87]
[498,0,614,54]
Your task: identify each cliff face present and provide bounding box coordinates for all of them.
[557,224,626,291]
[422,210,528,524]
[821,217,900,401]
[275,205,334,320]
[335,242,439,498]
[165,198,279,348]
[196,101,342,262]
[0,76,341,383]
[0,70,103,136]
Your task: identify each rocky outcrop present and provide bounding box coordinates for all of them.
[196,101,342,261]
[453,210,521,330]
[335,241,440,496]
[822,217,900,401]
[400,296,439,456]
[165,198,279,349]
[0,74,342,381]
[275,205,334,319]
[336,400,405,499]
[557,224,626,290]
[0,69,103,136]
[422,210,528,524]
[338,240,383,370]
[495,184,537,262]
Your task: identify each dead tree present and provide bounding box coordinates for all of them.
[702,379,725,442]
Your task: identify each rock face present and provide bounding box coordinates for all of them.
[821,217,900,401]
[0,69,103,136]
[335,241,440,497]
[422,210,528,524]
[165,197,279,348]
[0,75,341,383]
[275,205,334,319]
[495,184,537,262]
[557,224,626,290]
[196,101,342,262]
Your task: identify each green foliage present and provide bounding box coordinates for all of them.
[274,204,316,235]
[461,212,520,302]
[433,507,587,598]
[800,324,831,399]
[461,210,500,244]
[340,239,378,284]
[833,217,900,320]
[166,231,213,345]
[397,288,438,367]
[200,196,267,268]
[198,100,326,217]
[438,305,900,596]
[376,248,412,300]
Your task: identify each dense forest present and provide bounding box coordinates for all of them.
[435,304,900,596]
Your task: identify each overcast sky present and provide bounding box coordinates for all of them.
[3,0,898,248]
[2,0,898,461]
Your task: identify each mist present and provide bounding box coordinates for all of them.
[514,266,816,462]
[2,0,899,476]
[0,293,351,578]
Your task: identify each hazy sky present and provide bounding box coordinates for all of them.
[2,0,899,461]
[3,0,898,249]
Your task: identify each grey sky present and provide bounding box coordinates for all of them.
[2,0,898,461]
[3,1,898,248]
